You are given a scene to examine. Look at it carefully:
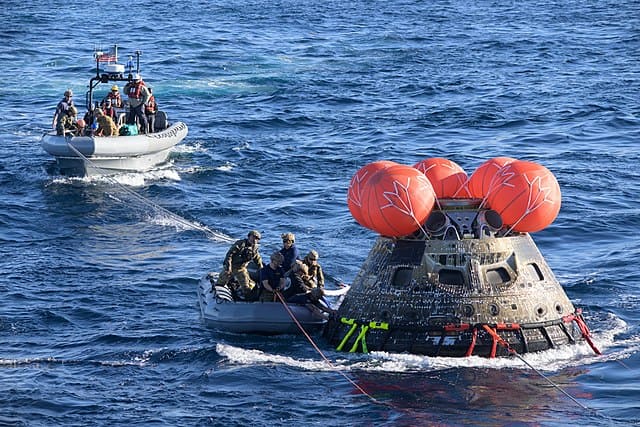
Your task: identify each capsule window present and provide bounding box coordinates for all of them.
[486,267,511,286]
[392,267,413,287]
[438,269,465,286]
[526,263,544,281]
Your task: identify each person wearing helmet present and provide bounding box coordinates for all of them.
[303,250,325,288]
[123,73,150,134]
[103,98,117,122]
[103,84,123,108]
[216,230,264,300]
[56,104,78,136]
[75,118,86,137]
[144,87,158,133]
[279,232,300,274]
[83,103,98,135]
[52,89,75,132]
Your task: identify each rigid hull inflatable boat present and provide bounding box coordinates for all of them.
[42,45,187,176]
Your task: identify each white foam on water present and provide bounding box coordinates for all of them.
[216,162,235,172]
[48,164,181,188]
[172,141,206,154]
[108,166,181,187]
[214,312,634,375]
[216,343,334,371]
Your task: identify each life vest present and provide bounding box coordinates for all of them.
[106,92,121,105]
[145,95,157,114]
[103,106,117,120]
[127,81,145,99]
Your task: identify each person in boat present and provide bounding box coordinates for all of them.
[302,250,324,289]
[216,230,263,300]
[83,103,98,134]
[52,89,74,132]
[145,87,158,134]
[94,109,118,137]
[103,84,123,108]
[103,99,118,122]
[124,73,150,134]
[258,251,286,302]
[283,262,334,317]
[279,232,300,274]
[56,105,78,136]
[283,261,315,300]
[75,118,86,137]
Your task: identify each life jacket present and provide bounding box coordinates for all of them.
[103,106,117,120]
[145,95,157,114]
[56,99,74,117]
[106,92,121,105]
[127,81,145,99]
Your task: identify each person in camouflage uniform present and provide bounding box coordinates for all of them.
[52,89,74,132]
[303,250,325,289]
[217,230,263,299]
[56,105,78,136]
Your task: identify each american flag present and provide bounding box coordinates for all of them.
[95,51,117,62]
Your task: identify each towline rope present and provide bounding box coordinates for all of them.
[65,141,235,243]
[273,290,383,405]
[481,325,601,417]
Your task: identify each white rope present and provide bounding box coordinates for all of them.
[66,142,235,243]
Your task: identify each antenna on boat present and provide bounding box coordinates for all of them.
[135,50,142,74]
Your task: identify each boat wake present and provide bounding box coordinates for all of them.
[49,162,181,187]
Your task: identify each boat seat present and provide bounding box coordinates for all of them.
[154,111,168,132]
[117,112,126,127]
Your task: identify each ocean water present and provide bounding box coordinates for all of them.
[1,0,639,425]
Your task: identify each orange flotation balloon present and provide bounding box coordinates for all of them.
[413,157,471,199]
[486,160,561,232]
[347,161,398,228]
[468,156,517,199]
[360,164,436,237]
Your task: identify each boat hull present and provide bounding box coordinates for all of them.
[197,275,327,335]
[42,122,188,176]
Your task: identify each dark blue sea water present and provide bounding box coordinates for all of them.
[1,0,639,425]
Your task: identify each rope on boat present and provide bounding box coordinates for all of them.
[481,325,601,417]
[273,290,383,405]
[65,142,235,243]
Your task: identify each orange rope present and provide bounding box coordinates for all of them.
[273,291,382,404]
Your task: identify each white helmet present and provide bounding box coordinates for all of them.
[132,73,141,81]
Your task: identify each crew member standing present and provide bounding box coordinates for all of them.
[104,85,123,108]
[123,73,150,133]
[145,87,158,133]
[52,89,74,131]
[216,230,263,300]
